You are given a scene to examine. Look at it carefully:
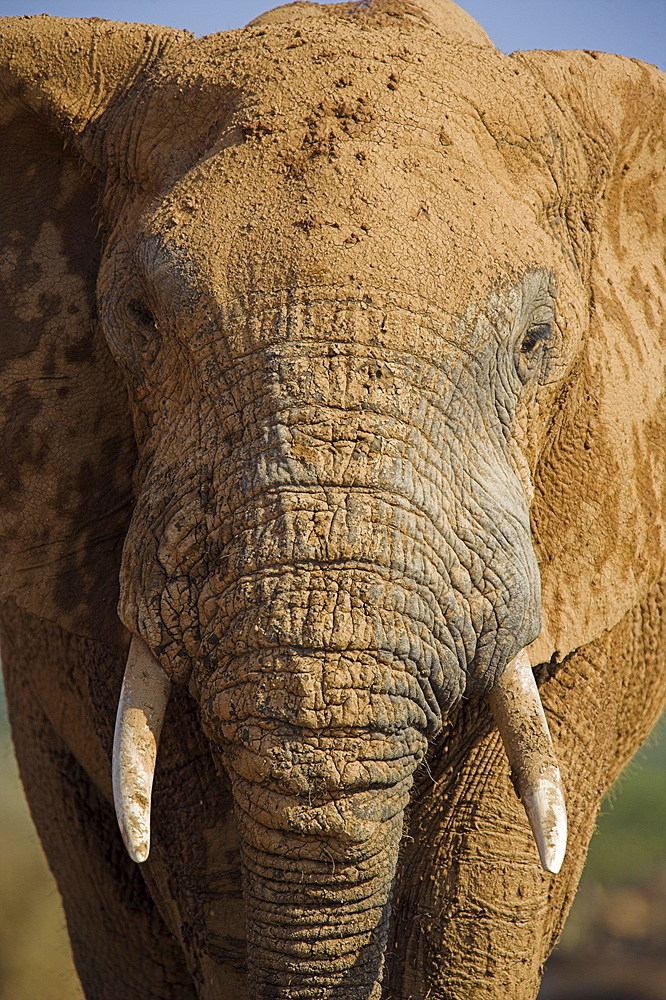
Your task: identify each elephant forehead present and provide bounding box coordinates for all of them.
[141,138,566,328]
[124,2,584,319]
[247,1,492,47]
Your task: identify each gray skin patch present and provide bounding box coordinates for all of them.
[109,274,546,734]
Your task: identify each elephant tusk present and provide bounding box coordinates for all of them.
[487,648,568,875]
[112,635,171,863]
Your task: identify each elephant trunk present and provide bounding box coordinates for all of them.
[233,769,403,999]
[202,645,426,998]
[114,320,549,993]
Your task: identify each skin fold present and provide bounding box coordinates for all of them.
[0,2,664,997]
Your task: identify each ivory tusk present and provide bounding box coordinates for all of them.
[112,635,171,863]
[487,648,568,875]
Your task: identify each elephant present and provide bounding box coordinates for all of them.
[0,1,664,997]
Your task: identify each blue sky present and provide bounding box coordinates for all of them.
[0,0,664,70]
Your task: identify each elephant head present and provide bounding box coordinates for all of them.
[1,3,664,998]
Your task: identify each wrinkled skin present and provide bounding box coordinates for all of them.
[1,2,665,998]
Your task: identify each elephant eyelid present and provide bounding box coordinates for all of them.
[520,323,552,353]
[128,299,157,329]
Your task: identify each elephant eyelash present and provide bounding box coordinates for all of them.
[128,299,157,330]
[520,323,552,353]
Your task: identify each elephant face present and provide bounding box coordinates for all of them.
[100,23,582,708]
[1,3,665,998]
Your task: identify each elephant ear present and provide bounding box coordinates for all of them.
[514,50,666,664]
[0,17,188,642]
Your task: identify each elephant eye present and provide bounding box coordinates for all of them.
[128,299,156,329]
[515,322,555,385]
[520,323,552,353]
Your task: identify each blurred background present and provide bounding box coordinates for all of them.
[0,1,664,997]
